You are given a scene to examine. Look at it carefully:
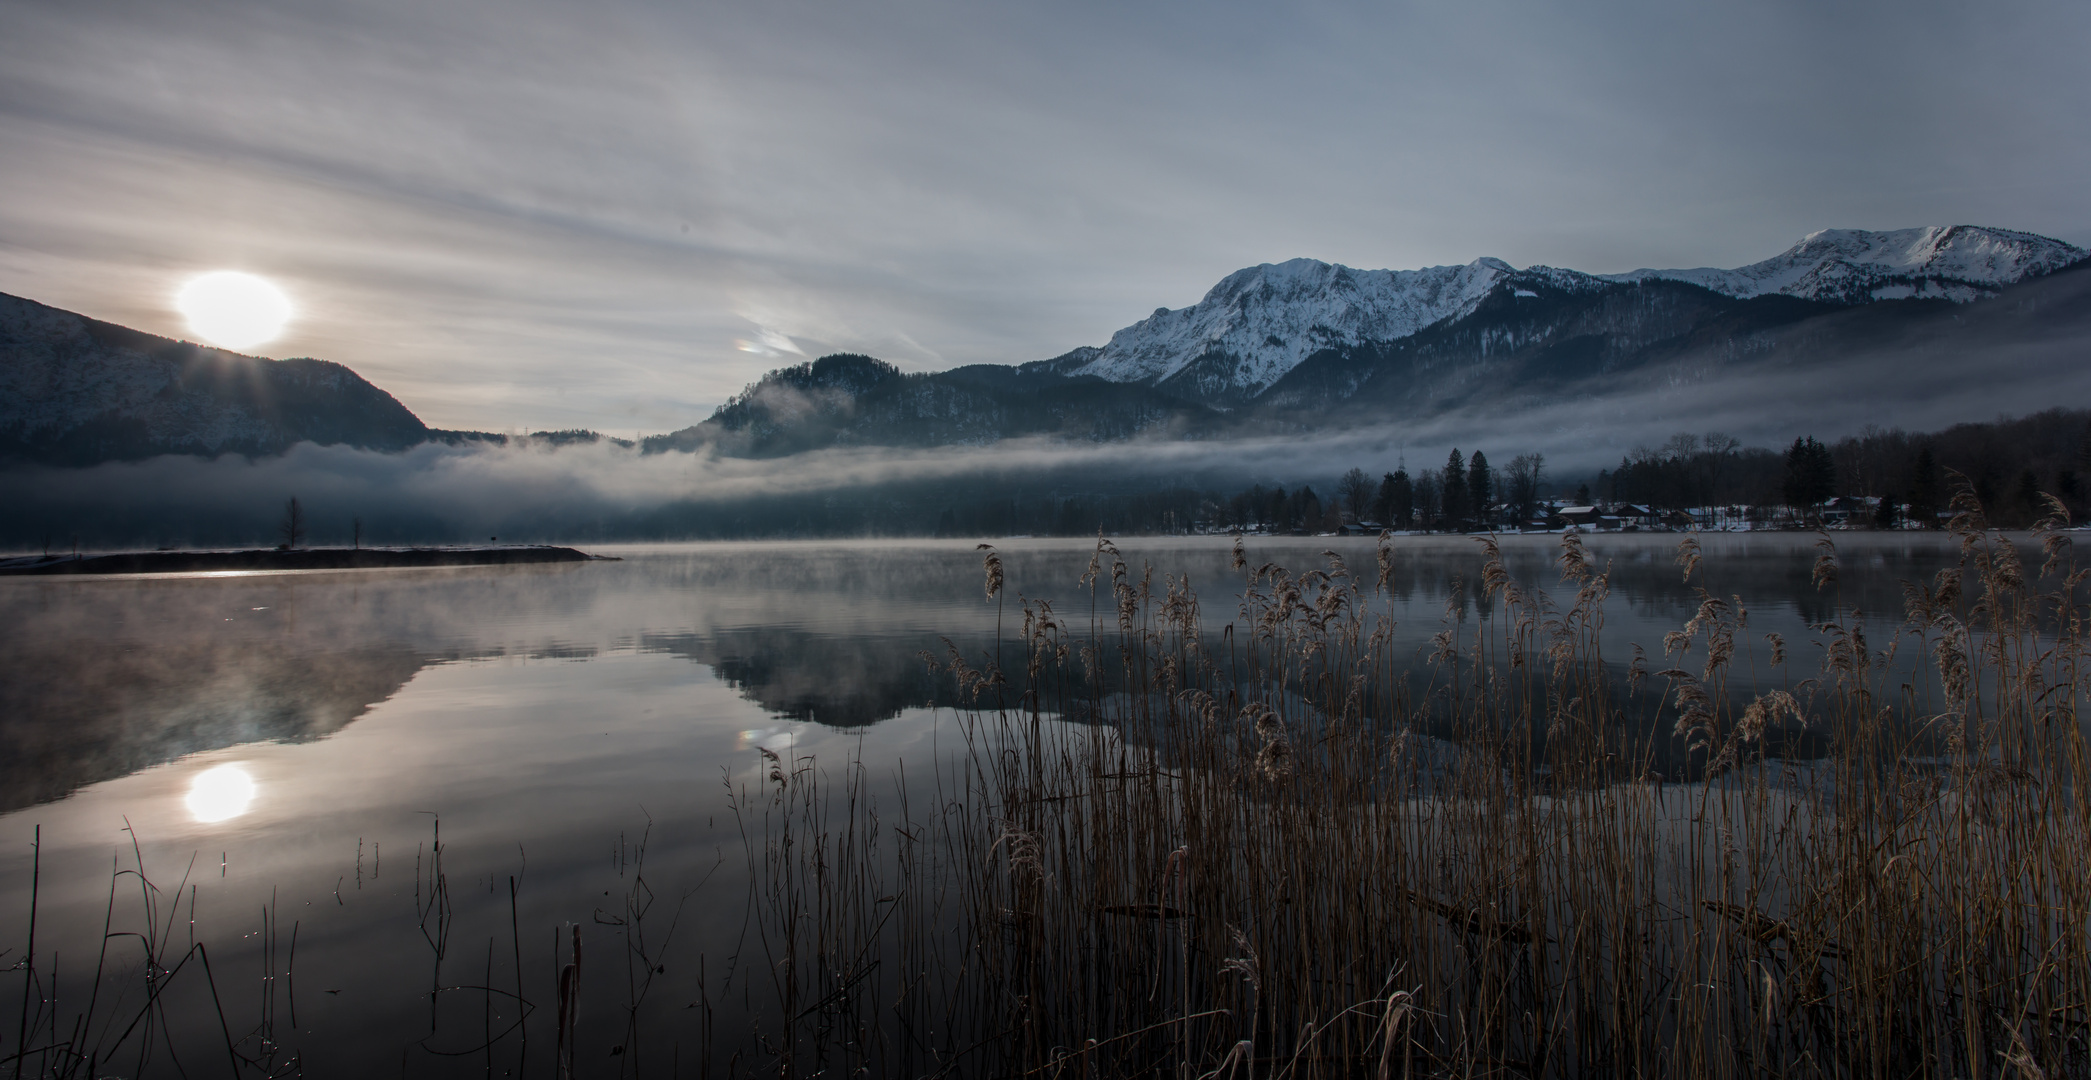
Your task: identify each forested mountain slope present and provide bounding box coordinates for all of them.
[0,291,429,464]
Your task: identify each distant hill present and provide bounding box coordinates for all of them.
[0,290,430,464]
[5,224,2085,468]
[0,290,647,464]
[662,228,2091,451]
[641,353,1217,457]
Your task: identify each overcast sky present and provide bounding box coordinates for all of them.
[3,0,2086,434]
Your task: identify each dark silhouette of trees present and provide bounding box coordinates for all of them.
[1204,417,2058,536]
[1378,469,1414,529]
[1337,467,1374,523]
[1195,409,2089,540]
[2008,469,2043,527]
[1503,453,1543,525]
[1702,434,1739,507]
[278,497,306,549]
[1301,487,1323,531]
[1467,451,1493,527]
[1782,437,1836,520]
[1595,433,1776,524]
[1908,446,1941,528]
[1414,471,1441,529]
[1441,450,1469,528]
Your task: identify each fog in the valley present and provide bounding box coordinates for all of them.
[7,313,2088,548]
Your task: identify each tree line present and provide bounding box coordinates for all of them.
[1213,449,1550,533]
[1214,407,2091,536]
[19,409,2089,549]
[1597,408,2091,528]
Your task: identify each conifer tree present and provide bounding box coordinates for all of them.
[1382,469,1414,529]
[1441,449,1469,528]
[1782,437,1836,521]
[1467,451,1494,527]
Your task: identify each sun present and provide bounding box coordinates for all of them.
[184,763,258,823]
[175,271,293,351]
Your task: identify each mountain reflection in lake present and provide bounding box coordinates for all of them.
[0,534,1971,1074]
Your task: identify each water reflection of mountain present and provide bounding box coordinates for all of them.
[644,629,976,728]
[0,638,436,811]
[0,621,967,813]
[0,566,591,811]
[0,536,1969,811]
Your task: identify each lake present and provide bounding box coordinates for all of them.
[0,533,1988,1075]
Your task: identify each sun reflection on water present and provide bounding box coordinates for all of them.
[185,763,257,823]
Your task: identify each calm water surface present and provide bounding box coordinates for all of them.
[0,534,1969,1074]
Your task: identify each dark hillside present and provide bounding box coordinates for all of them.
[0,291,429,464]
[642,353,1220,457]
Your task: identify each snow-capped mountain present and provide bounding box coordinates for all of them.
[1045,227,2083,405]
[1050,257,1513,404]
[1605,226,2084,305]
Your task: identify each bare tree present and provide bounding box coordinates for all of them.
[1702,433,1740,524]
[1337,467,1374,523]
[1504,453,1545,525]
[279,497,306,549]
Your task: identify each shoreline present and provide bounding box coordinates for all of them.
[0,544,608,575]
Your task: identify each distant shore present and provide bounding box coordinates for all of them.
[0,545,608,576]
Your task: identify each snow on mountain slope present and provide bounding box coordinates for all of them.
[1606,226,2085,304]
[1054,227,2083,402]
[1066,257,1511,398]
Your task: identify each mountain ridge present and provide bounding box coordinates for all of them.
[3,224,2084,466]
[0,291,431,465]
[1604,225,2083,304]
[1035,226,2084,407]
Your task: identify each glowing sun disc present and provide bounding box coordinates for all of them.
[185,764,258,823]
[175,271,292,350]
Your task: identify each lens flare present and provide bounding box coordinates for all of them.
[185,763,258,823]
[175,271,293,350]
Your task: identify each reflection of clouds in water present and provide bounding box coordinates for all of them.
[0,537,1957,815]
[185,763,256,823]
[738,726,800,754]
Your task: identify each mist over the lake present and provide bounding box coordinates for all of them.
[8,309,2088,548]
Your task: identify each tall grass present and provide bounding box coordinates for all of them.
[741,496,2090,1077]
[8,497,2089,1077]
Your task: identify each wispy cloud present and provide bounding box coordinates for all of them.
[734,326,805,359]
[2,0,2086,436]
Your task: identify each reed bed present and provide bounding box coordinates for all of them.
[739,494,2091,1078]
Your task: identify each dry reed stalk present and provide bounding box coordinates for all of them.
[799,519,2090,1078]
